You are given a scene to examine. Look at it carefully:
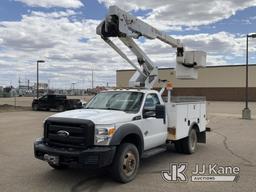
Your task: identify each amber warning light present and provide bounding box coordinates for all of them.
[166,82,173,90]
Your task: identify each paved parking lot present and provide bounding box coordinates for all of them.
[0,102,256,192]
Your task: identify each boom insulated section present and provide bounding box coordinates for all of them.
[96,5,206,89]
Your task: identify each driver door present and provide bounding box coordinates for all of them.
[39,95,48,109]
[140,93,167,150]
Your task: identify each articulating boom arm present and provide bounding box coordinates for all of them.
[97,5,206,89]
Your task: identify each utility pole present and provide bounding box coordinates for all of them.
[36,60,45,98]
[91,68,94,89]
[18,77,21,88]
[48,79,50,93]
[27,80,30,90]
[72,83,76,95]
[18,77,21,95]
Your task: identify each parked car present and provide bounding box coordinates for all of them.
[32,94,82,111]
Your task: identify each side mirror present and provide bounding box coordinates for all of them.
[156,104,165,121]
[143,110,155,119]
[81,100,87,108]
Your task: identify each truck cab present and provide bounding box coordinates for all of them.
[34,89,206,183]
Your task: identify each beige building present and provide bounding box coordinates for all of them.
[116,64,256,101]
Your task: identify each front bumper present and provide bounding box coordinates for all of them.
[34,138,116,168]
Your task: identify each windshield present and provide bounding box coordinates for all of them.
[86,91,144,113]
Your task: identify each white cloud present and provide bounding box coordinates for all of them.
[176,32,245,56]
[0,8,255,88]
[30,10,77,18]
[98,0,256,29]
[0,10,131,87]
[250,16,256,20]
[136,31,256,66]
[15,0,83,8]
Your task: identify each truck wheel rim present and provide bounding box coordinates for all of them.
[122,151,136,177]
[190,131,197,151]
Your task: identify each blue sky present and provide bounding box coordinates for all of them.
[0,0,256,88]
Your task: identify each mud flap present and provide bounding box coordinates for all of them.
[197,131,206,143]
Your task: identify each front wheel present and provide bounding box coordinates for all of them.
[48,162,68,170]
[112,143,140,183]
[32,104,38,111]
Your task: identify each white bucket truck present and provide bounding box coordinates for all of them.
[34,6,207,183]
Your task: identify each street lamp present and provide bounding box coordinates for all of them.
[242,33,256,119]
[36,60,45,98]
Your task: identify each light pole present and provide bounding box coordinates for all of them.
[91,65,94,89]
[36,60,45,98]
[242,33,256,119]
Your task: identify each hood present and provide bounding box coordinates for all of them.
[50,109,136,125]
[33,99,39,103]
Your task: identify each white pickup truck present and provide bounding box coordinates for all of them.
[34,89,206,183]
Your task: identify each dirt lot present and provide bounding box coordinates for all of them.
[0,96,91,109]
[0,102,255,192]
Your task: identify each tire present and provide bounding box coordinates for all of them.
[48,162,68,170]
[32,104,38,111]
[182,128,198,154]
[174,140,184,153]
[57,105,65,112]
[112,143,140,183]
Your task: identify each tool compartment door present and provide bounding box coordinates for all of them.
[199,102,206,132]
[166,103,189,140]
[188,103,200,121]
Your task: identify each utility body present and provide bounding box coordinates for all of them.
[34,6,207,183]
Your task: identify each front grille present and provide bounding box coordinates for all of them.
[44,117,95,148]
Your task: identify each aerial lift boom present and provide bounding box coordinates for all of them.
[97,6,206,89]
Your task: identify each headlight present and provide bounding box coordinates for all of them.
[96,128,108,135]
[95,127,116,145]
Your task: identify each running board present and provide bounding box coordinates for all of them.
[142,146,167,158]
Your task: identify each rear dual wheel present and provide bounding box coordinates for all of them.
[175,128,198,154]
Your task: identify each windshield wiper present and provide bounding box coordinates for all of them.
[107,108,137,113]
[85,107,95,109]
[86,107,130,112]
[86,107,119,110]
[106,107,123,111]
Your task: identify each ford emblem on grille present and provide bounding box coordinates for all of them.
[57,130,70,137]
